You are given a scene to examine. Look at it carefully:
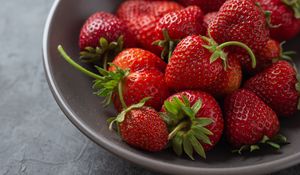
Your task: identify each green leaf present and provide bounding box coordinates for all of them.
[188,133,206,159]
[164,101,179,115]
[266,141,280,150]
[100,37,109,49]
[172,132,184,156]
[191,127,212,145]
[191,100,202,114]
[210,51,220,63]
[271,134,288,144]
[181,106,195,120]
[183,134,194,160]
[250,145,260,152]
[194,118,213,127]
[182,96,190,107]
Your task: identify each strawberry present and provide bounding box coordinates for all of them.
[108,48,166,73]
[203,55,242,97]
[203,12,218,34]
[224,89,287,153]
[116,0,183,55]
[208,0,270,54]
[161,91,224,159]
[165,35,256,91]
[256,0,300,41]
[112,69,170,112]
[241,39,295,75]
[109,98,169,152]
[57,46,170,112]
[79,12,136,67]
[177,0,226,13]
[244,61,300,117]
[153,6,205,60]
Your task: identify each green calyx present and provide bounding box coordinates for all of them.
[108,97,151,130]
[201,35,257,70]
[255,2,281,28]
[80,36,124,70]
[58,45,129,107]
[152,29,181,63]
[232,134,288,155]
[273,41,297,62]
[282,0,300,19]
[161,96,214,160]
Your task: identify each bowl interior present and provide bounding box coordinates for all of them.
[44,0,300,174]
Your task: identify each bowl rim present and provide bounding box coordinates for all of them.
[43,0,300,174]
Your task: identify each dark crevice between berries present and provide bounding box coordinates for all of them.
[273,41,297,63]
[201,32,256,71]
[160,96,214,160]
[80,36,124,70]
[232,134,288,155]
[282,0,300,19]
[152,29,181,63]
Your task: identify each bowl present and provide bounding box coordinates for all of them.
[43,0,300,174]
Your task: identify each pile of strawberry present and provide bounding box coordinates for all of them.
[58,0,300,159]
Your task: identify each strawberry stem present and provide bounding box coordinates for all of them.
[58,45,102,80]
[118,80,128,109]
[218,41,257,68]
[168,121,189,140]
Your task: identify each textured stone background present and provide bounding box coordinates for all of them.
[0,0,299,174]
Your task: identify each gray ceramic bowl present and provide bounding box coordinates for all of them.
[43,0,300,174]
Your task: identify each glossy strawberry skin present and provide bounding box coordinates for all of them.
[109,48,166,73]
[113,70,170,112]
[244,61,299,117]
[79,12,136,50]
[120,107,169,152]
[224,89,280,148]
[241,39,281,75]
[203,12,218,34]
[155,6,205,40]
[204,55,242,97]
[177,0,226,13]
[165,35,223,91]
[117,1,183,54]
[208,0,270,54]
[257,0,300,41]
[162,90,224,151]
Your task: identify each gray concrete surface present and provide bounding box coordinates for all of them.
[0,0,298,174]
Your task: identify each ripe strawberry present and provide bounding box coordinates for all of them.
[256,0,300,41]
[177,0,226,13]
[112,69,170,112]
[208,0,270,54]
[225,89,287,153]
[154,6,205,59]
[110,103,168,152]
[117,0,183,21]
[57,46,170,112]
[203,55,242,97]
[165,35,256,91]
[116,0,183,55]
[203,12,218,33]
[244,61,300,117]
[79,12,136,65]
[108,48,166,73]
[161,91,224,159]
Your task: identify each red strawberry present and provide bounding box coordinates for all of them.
[109,48,166,73]
[112,69,170,112]
[177,0,226,13]
[244,61,300,117]
[203,12,218,33]
[161,90,224,159]
[225,89,286,153]
[208,0,270,54]
[154,6,205,59]
[57,46,170,112]
[117,0,183,55]
[112,104,169,152]
[79,12,136,65]
[203,55,242,97]
[165,35,256,91]
[256,0,300,41]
